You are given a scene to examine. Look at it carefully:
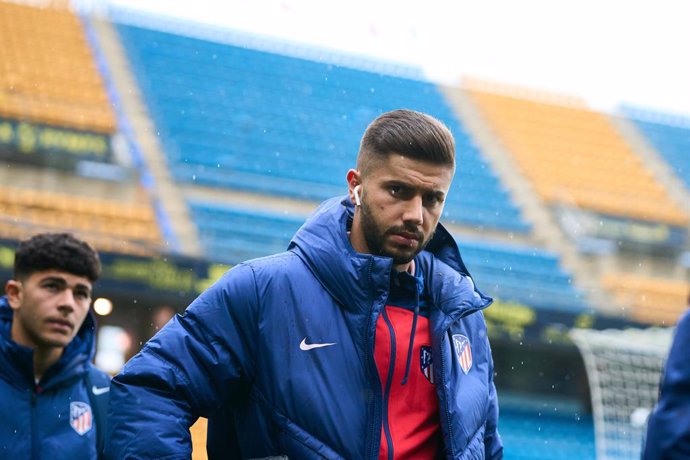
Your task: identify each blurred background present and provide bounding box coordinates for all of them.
[0,0,688,458]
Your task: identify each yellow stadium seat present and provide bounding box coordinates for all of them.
[602,273,689,326]
[469,88,689,226]
[0,185,162,255]
[0,1,116,134]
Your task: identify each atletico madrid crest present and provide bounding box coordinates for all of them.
[453,334,473,375]
[420,346,434,383]
[70,401,93,436]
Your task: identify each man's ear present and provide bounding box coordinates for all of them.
[4,280,23,311]
[346,169,361,206]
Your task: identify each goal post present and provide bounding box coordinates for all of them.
[569,327,674,460]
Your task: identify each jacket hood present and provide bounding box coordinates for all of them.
[0,295,97,387]
[288,196,492,317]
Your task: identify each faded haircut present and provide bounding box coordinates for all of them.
[356,109,456,177]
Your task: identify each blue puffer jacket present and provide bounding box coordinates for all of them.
[643,308,690,459]
[106,196,503,459]
[0,296,108,460]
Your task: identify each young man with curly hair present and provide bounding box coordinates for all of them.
[0,233,109,459]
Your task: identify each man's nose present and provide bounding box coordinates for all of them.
[57,290,77,311]
[402,196,424,226]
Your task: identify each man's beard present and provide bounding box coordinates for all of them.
[359,198,433,265]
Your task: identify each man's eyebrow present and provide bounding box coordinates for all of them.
[41,276,92,293]
[383,179,407,186]
[382,179,447,196]
[40,276,67,285]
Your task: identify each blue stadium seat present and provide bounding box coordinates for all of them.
[117,24,530,233]
[457,237,589,313]
[187,200,305,264]
[623,107,690,193]
[500,395,596,460]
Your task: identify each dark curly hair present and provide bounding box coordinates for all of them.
[13,233,101,282]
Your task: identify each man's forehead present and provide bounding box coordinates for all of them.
[372,154,453,189]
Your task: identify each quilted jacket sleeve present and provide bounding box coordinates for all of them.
[104,265,259,460]
[484,337,503,459]
[643,309,690,460]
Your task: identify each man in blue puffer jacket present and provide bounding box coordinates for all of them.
[106,109,503,459]
[643,293,690,459]
[0,232,109,460]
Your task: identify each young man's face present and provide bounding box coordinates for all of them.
[349,154,453,266]
[6,270,93,351]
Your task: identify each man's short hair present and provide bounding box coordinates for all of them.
[357,109,456,176]
[13,233,101,282]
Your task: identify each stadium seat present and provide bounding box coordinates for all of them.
[116,24,529,233]
[0,185,162,256]
[500,395,596,460]
[623,107,690,194]
[187,200,306,264]
[468,88,688,227]
[601,273,689,326]
[457,237,589,313]
[0,2,116,133]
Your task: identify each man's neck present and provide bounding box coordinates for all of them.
[32,346,63,383]
[10,323,63,382]
[393,259,415,274]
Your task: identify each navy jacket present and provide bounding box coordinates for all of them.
[106,196,503,459]
[0,296,109,460]
[644,308,690,459]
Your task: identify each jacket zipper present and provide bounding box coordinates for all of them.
[437,310,483,459]
[31,389,39,460]
[438,340,455,459]
[365,259,382,460]
[380,307,396,460]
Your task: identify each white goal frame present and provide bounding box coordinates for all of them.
[570,327,673,460]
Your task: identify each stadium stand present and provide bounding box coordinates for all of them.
[601,272,689,326]
[623,107,690,193]
[457,237,589,313]
[82,17,186,254]
[0,2,166,257]
[115,23,529,233]
[0,184,162,256]
[500,394,595,460]
[0,1,115,133]
[187,200,305,264]
[467,88,689,227]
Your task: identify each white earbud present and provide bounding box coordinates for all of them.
[353,185,362,206]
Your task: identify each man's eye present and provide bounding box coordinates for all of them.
[424,195,442,206]
[75,291,90,300]
[390,185,402,195]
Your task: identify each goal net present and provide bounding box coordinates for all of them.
[570,327,674,460]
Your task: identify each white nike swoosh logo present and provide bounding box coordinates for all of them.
[92,385,110,395]
[299,338,336,351]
